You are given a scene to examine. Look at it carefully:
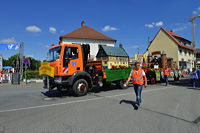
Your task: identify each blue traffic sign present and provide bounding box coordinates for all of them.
[23,59,29,64]
[0,44,19,50]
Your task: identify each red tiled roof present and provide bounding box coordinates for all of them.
[161,28,195,51]
[163,29,182,38]
[60,23,116,42]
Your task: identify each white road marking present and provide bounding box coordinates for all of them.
[43,97,57,101]
[0,86,176,113]
[0,97,103,113]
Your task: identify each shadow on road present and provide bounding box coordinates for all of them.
[41,90,74,98]
[140,106,195,125]
[41,84,132,98]
[92,84,134,93]
[119,100,139,110]
[169,78,194,88]
[187,87,200,90]
[119,100,196,125]
[170,78,200,90]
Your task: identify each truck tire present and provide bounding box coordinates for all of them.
[73,79,88,96]
[118,79,128,89]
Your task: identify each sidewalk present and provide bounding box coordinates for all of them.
[0,79,43,87]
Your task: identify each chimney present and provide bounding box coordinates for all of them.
[81,21,86,27]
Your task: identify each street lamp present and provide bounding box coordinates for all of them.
[188,15,200,48]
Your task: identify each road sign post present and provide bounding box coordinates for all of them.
[24,58,29,84]
[0,55,2,71]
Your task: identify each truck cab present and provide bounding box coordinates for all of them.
[40,44,94,96]
[48,44,83,76]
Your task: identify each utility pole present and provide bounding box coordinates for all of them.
[188,15,200,48]
[147,36,150,52]
[188,15,200,69]
[19,42,24,81]
[137,47,140,55]
[148,37,150,46]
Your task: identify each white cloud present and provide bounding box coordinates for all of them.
[45,45,51,48]
[49,27,57,34]
[173,26,187,32]
[131,45,140,49]
[145,24,154,28]
[26,25,42,32]
[0,37,17,43]
[193,11,198,14]
[26,55,33,58]
[145,21,164,28]
[192,6,200,15]
[155,21,163,26]
[102,25,118,31]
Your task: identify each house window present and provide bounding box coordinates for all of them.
[179,50,182,54]
[185,50,187,55]
[104,61,107,64]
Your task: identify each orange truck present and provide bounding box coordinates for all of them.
[39,44,131,96]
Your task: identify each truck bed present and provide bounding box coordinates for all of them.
[105,68,132,82]
[86,60,132,82]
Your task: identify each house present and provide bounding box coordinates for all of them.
[144,28,195,70]
[60,21,116,59]
[96,45,129,69]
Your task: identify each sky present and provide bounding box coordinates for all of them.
[0,0,200,60]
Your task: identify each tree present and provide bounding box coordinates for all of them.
[28,58,41,70]
[2,54,20,67]
[2,54,41,71]
[2,58,10,66]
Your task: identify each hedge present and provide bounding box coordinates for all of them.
[24,70,42,79]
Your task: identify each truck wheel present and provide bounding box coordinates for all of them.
[73,79,88,96]
[118,79,128,89]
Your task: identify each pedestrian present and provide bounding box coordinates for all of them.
[190,68,198,88]
[163,66,170,86]
[196,68,200,79]
[125,62,147,107]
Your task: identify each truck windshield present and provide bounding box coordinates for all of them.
[48,46,61,62]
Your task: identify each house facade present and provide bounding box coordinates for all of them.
[60,21,116,59]
[195,49,200,68]
[96,45,129,69]
[144,28,195,70]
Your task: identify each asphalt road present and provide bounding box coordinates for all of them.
[0,79,200,133]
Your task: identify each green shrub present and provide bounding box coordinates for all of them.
[23,70,42,79]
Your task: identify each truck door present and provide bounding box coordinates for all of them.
[63,46,83,75]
